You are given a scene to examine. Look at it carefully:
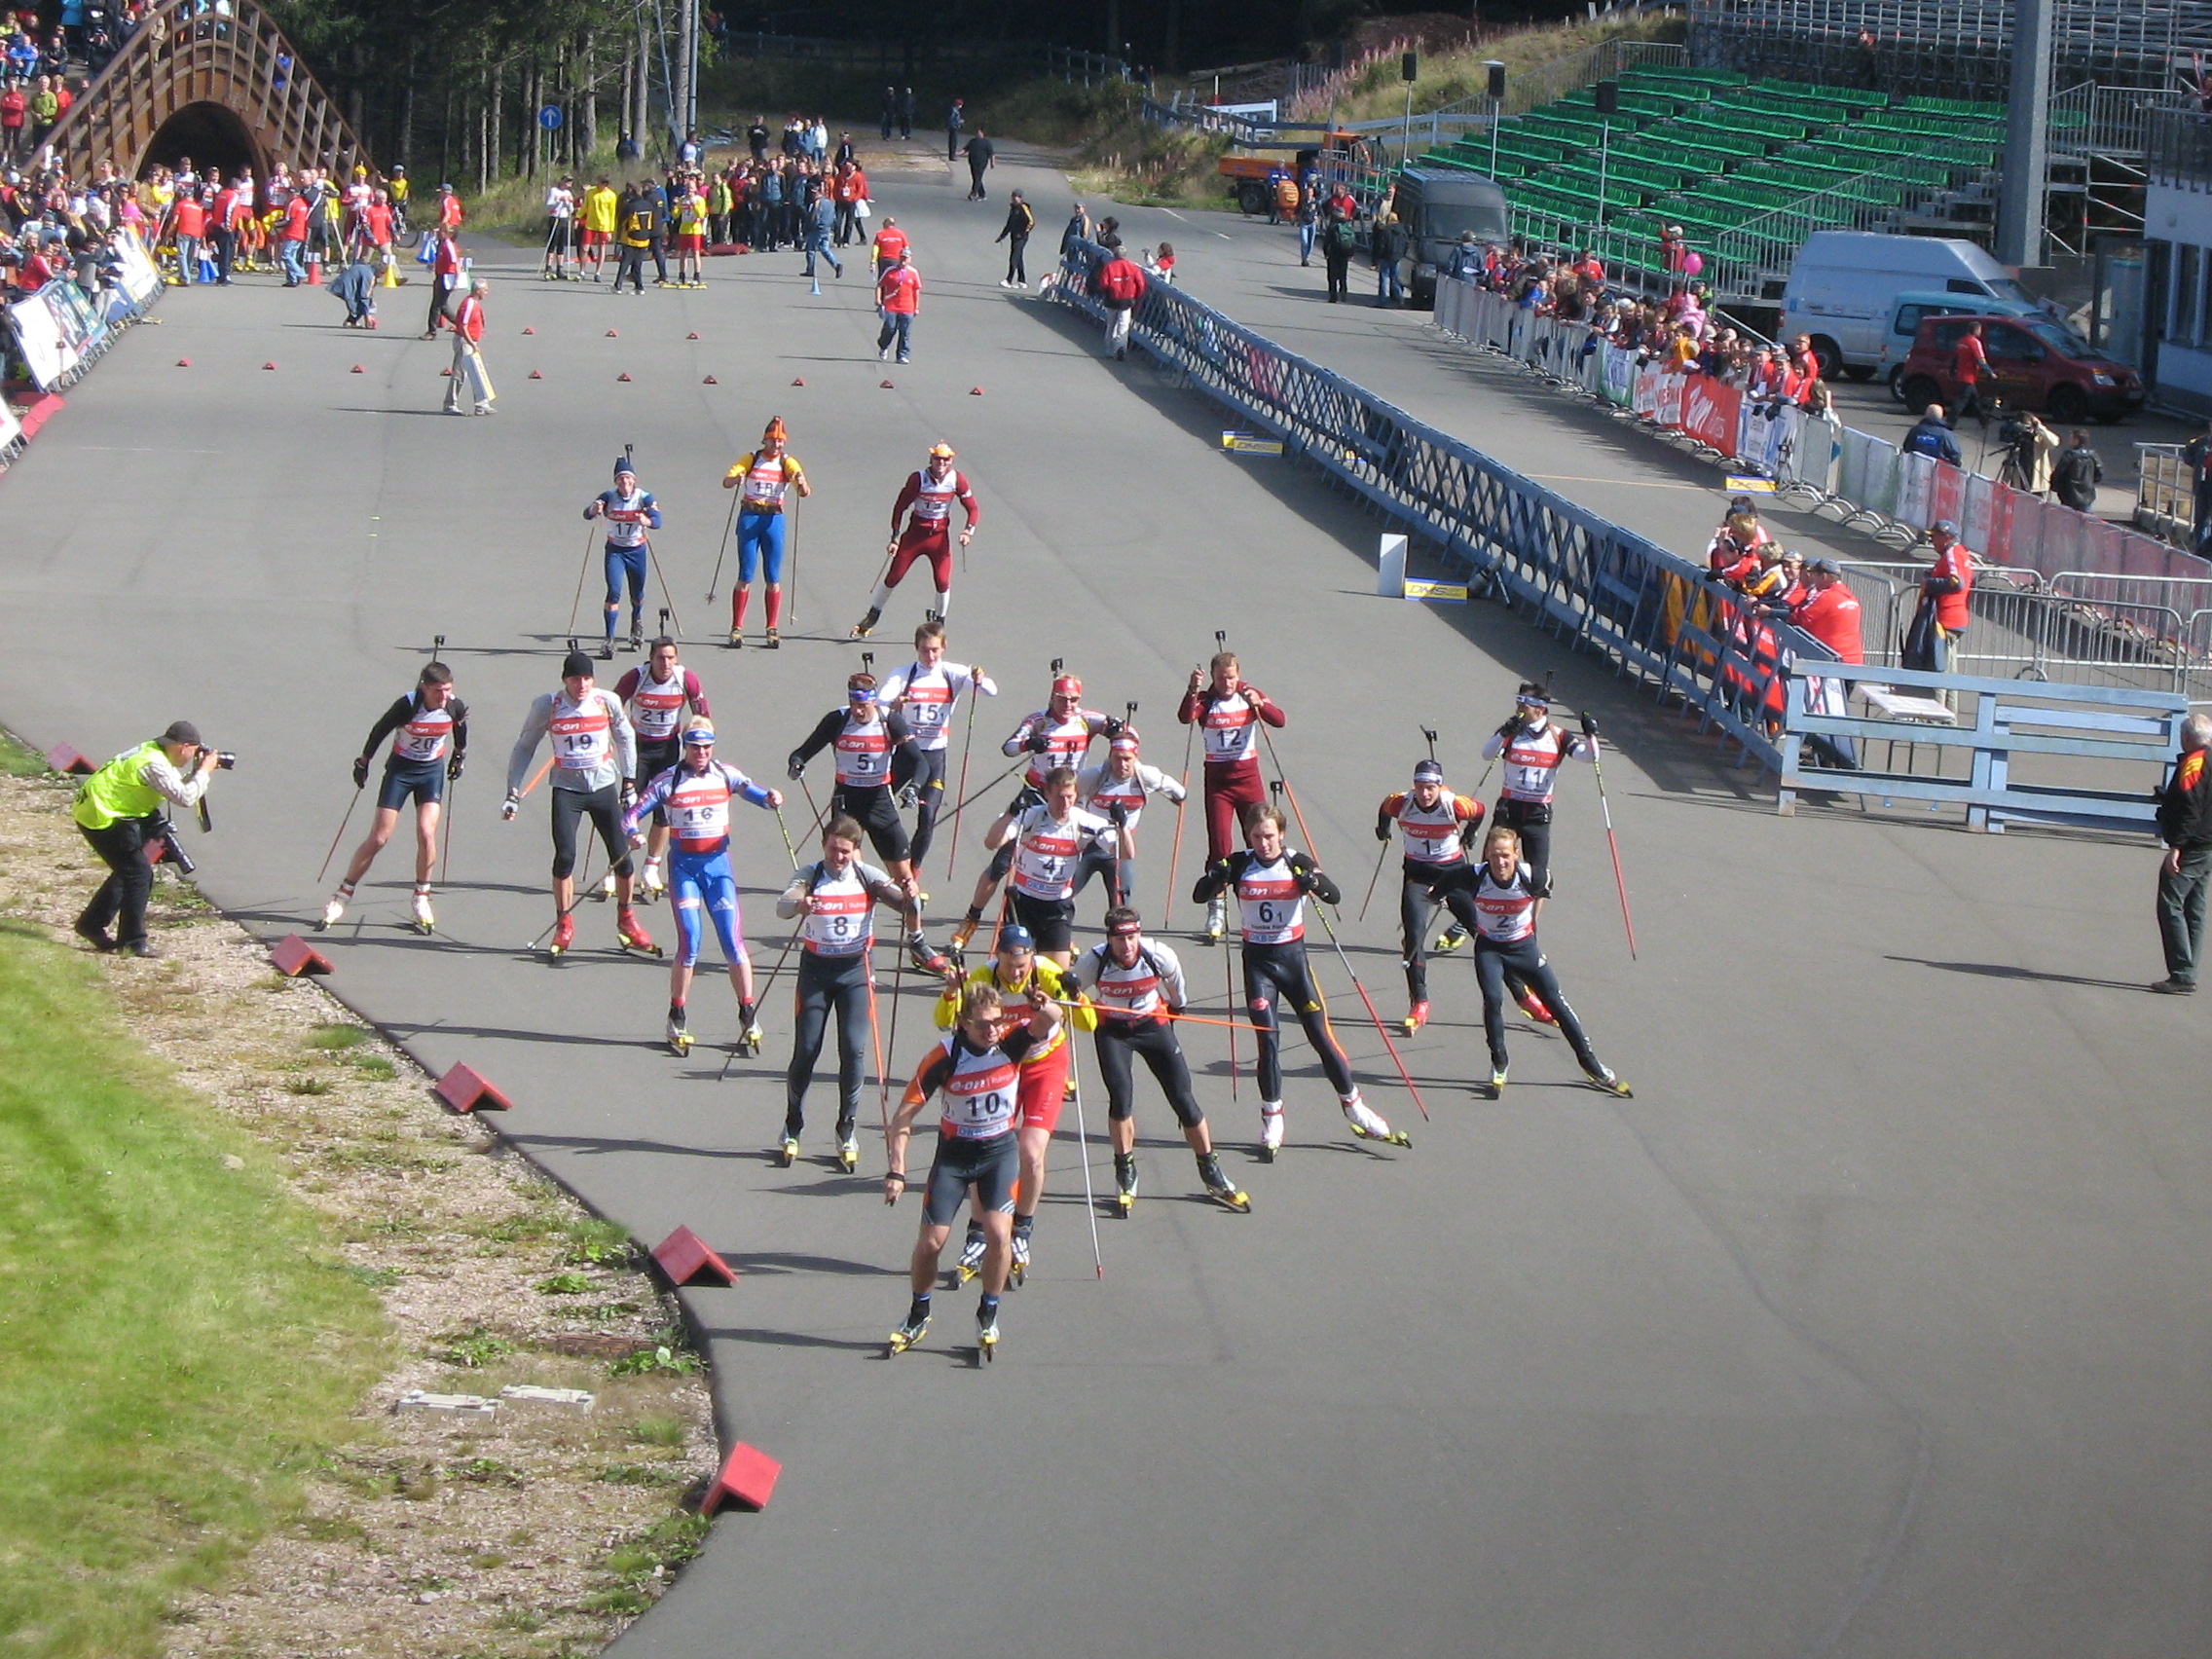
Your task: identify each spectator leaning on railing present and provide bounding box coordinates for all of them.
[1901,403,1963,467]
[2050,428,2103,513]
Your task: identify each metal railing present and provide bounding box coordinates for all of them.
[720,33,1130,86]
[1426,37,1689,127]
[43,0,366,184]
[1050,234,1834,773]
[2138,443,2193,544]
[2047,79,2190,159]
[2149,105,2212,189]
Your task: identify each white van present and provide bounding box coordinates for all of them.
[1780,232,2033,382]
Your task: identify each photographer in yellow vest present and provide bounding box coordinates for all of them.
[71,720,222,958]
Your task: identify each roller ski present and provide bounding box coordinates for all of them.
[726,629,744,649]
[407,888,436,936]
[776,1128,799,1166]
[1114,1153,1139,1217]
[1584,1065,1633,1097]
[1203,895,1226,944]
[848,607,879,641]
[1483,1066,1507,1100]
[1198,1155,1252,1212]
[627,623,645,654]
[597,640,615,662]
[598,870,617,901]
[837,1124,860,1173]
[1258,1104,1284,1162]
[314,887,351,932]
[1432,923,1469,953]
[1401,999,1429,1036]
[546,912,576,959]
[666,1013,692,1056]
[976,1299,1000,1363]
[905,934,952,976]
[638,859,667,903]
[1009,1228,1030,1287]
[952,1222,986,1285]
[945,913,980,968]
[887,1304,930,1356]
[615,905,661,957]
[1343,1092,1411,1149]
[764,628,780,649]
[733,1022,763,1058]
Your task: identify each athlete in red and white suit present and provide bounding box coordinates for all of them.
[1175,649,1284,938]
[852,443,978,637]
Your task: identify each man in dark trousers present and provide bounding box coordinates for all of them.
[946,96,966,163]
[2183,421,2212,556]
[900,88,915,140]
[1321,203,1358,303]
[2050,428,2103,513]
[996,190,1034,287]
[2154,712,2212,993]
[71,720,221,958]
[880,87,897,141]
[963,128,995,201]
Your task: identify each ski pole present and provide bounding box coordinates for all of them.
[866,942,891,1140]
[519,756,555,798]
[785,497,801,631]
[940,755,1027,823]
[1162,702,1197,929]
[706,483,739,602]
[720,920,802,1081]
[1065,1019,1106,1279]
[797,773,826,842]
[1309,901,1429,1121]
[942,670,979,888]
[315,782,365,882]
[1042,996,1264,1035]
[1258,725,1321,863]
[774,804,801,869]
[642,533,684,639]
[1224,922,1238,1102]
[1585,729,1639,961]
[524,838,600,949]
[1355,834,1391,922]
[879,945,906,1131]
[567,522,597,638]
[439,769,458,888]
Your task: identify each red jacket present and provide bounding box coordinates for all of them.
[1095,256,1147,309]
[1926,543,1972,632]
[1790,583,1864,664]
[1952,333,1986,386]
[171,199,205,239]
[447,293,485,344]
[280,197,310,242]
[877,263,921,314]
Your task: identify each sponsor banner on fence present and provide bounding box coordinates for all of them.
[114,228,163,308]
[1679,376,1741,459]
[0,396,21,453]
[7,290,75,388]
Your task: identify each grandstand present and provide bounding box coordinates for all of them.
[1414,62,2010,303]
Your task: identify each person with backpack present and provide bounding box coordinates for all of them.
[613,184,655,293]
[1094,244,1147,360]
[2051,428,2104,513]
[1320,202,1359,304]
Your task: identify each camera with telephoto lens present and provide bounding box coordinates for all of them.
[154,819,198,875]
[199,747,239,770]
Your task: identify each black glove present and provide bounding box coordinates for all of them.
[787,755,805,780]
[1703,569,1727,583]
[1578,713,1598,737]
[1495,719,1517,739]
[1294,867,1318,895]
[447,755,464,782]
[1107,800,1128,827]
[1100,717,1125,739]
[1375,819,1392,842]
[1025,731,1051,754]
[351,756,369,790]
[620,779,637,810]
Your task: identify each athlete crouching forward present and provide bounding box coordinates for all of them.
[883,981,1060,1362]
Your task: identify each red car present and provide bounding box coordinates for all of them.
[1899,313,2143,423]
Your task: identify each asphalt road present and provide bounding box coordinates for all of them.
[5,151,2212,1658]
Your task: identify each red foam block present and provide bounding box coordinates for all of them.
[44,743,93,775]
[433,1061,512,1113]
[269,935,334,977]
[616,372,632,383]
[651,1225,736,1286]
[702,374,717,385]
[686,331,700,340]
[522,325,535,334]
[703,1442,781,1514]
[529,369,543,379]
[879,379,894,388]
[791,376,804,386]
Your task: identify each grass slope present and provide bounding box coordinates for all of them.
[0,905,388,1657]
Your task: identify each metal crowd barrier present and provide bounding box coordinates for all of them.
[2137,443,2191,546]
[1776,663,2183,832]
[1051,238,1840,773]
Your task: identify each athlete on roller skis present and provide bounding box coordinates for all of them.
[851,442,977,639]
[612,636,709,904]
[583,458,662,659]
[719,417,808,648]
[980,764,1128,971]
[1373,756,1484,1033]
[320,660,467,936]
[932,921,1094,1285]
[1434,682,1595,1036]
[1192,803,1407,1157]
[1470,825,1629,1098]
[502,647,654,959]
[947,671,1122,958]
[777,815,937,1171]
[884,980,1062,1361]
[1068,904,1250,1213]
[1074,726,1184,912]
[620,717,783,1056]
[1176,649,1284,942]
[786,672,948,975]
[877,618,996,885]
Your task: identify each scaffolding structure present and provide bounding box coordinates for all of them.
[1690,0,2212,103]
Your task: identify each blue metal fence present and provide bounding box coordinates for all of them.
[1050,238,1825,771]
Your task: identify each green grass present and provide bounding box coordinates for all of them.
[0,918,390,1657]
[0,728,47,778]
